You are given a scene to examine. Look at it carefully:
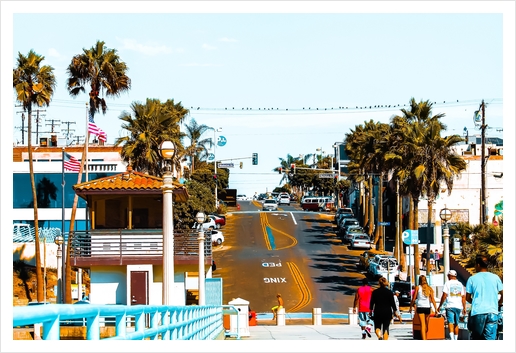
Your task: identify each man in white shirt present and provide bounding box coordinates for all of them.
[437,270,466,340]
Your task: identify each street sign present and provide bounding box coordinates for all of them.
[218,163,234,168]
[379,222,390,226]
[402,230,419,245]
[217,136,227,147]
[208,153,215,161]
[318,173,334,178]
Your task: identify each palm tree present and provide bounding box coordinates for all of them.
[390,98,466,275]
[65,40,130,303]
[182,118,213,174]
[115,98,188,177]
[13,50,56,302]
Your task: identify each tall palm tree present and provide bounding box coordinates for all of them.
[13,50,56,302]
[115,98,188,177]
[182,118,213,174]
[65,40,131,303]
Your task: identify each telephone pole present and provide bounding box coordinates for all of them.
[15,112,27,144]
[480,100,487,224]
[34,109,46,143]
[45,118,61,133]
[61,121,76,140]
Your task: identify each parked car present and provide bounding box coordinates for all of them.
[390,281,412,306]
[208,214,226,229]
[335,212,357,229]
[337,217,360,232]
[237,194,248,201]
[368,254,398,279]
[262,199,278,211]
[349,233,372,250]
[278,193,290,205]
[192,218,216,231]
[334,208,354,223]
[339,225,366,244]
[301,197,334,212]
[210,230,225,245]
[357,250,390,270]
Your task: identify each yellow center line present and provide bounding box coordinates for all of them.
[286,261,312,312]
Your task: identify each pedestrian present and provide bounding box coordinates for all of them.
[434,250,441,272]
[421,249,428,270]
[429,250,435,272]
[409,275,438,340]
[369,276,397,340]
[465,255,503,340]
[437,270,466,340]
[353,277,373,339]
[392,290,403,324]
[271,293,284,321]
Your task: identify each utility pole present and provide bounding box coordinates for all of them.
[15,111,27,145]
[61,121,76,140]
[45,119,61,133]
[34,109,46,143]
[480,100,487,224]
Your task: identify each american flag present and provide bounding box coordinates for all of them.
[88,110,107,141]
[64,152,81,172]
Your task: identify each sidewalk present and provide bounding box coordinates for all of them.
[228,316,415,340]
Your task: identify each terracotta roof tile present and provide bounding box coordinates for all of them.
[73,168,188,202]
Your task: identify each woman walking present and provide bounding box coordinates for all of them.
[370,277,397,340]
[410,275,438,340]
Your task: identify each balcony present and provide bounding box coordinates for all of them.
[69,229,213,268]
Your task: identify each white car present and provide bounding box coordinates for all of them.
[348,233,372,250]
[192,218,216,231]
[368,255,398,279]
[210,230,225,245]
[237,195,248,201]
[278,193,290,205]
[262,199,278,211]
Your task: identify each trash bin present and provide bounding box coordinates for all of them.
[312,308,322,325]
[228,298,250,337]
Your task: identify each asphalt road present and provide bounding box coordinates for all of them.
[212,200,371,315]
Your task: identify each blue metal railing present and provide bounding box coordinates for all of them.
[13,304,226,340]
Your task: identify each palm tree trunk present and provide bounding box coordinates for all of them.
[64,141,88,303]
[376,172,384,251]
[27,111,44,302]
[412,197,420,278]
[397,186,406,271]
[368,176,374,239]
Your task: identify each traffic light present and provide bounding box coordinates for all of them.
[278,167,282,174]
[290,163,296,174]
[252,152,258,165]
[240,161,243,169]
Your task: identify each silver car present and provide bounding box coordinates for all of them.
[262,199,278,211]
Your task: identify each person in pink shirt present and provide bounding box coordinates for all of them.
[354,277,373,339]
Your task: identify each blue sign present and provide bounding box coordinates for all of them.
[402,230,419,245]
[379,222,390,226]
[208,153,215,161]
[217,136,227,147]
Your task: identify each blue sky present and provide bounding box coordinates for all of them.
[2,2,515,351]
[3,2,513,199]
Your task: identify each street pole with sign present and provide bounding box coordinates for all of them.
[439,208,452,280]
[403,229,419,289]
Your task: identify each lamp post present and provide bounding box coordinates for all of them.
[195,211,206,306]
[54,235,64,303]
[439,207,452,279]
[159,140,175,305]
[213,128,222,209]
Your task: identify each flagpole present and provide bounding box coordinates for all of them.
[61,147,66,303]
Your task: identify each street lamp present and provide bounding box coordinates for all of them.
[195,211,206,306]
[159,140,175,305]
[213,128,222,209]
[54,235,64,303]
[439,207,452,279]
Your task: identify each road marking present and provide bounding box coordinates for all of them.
[286,262,312,312]
[260,212,298,250]
[263,278,287,283]
[290,212,297,225]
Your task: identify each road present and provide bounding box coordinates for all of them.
[212,200,369,314]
